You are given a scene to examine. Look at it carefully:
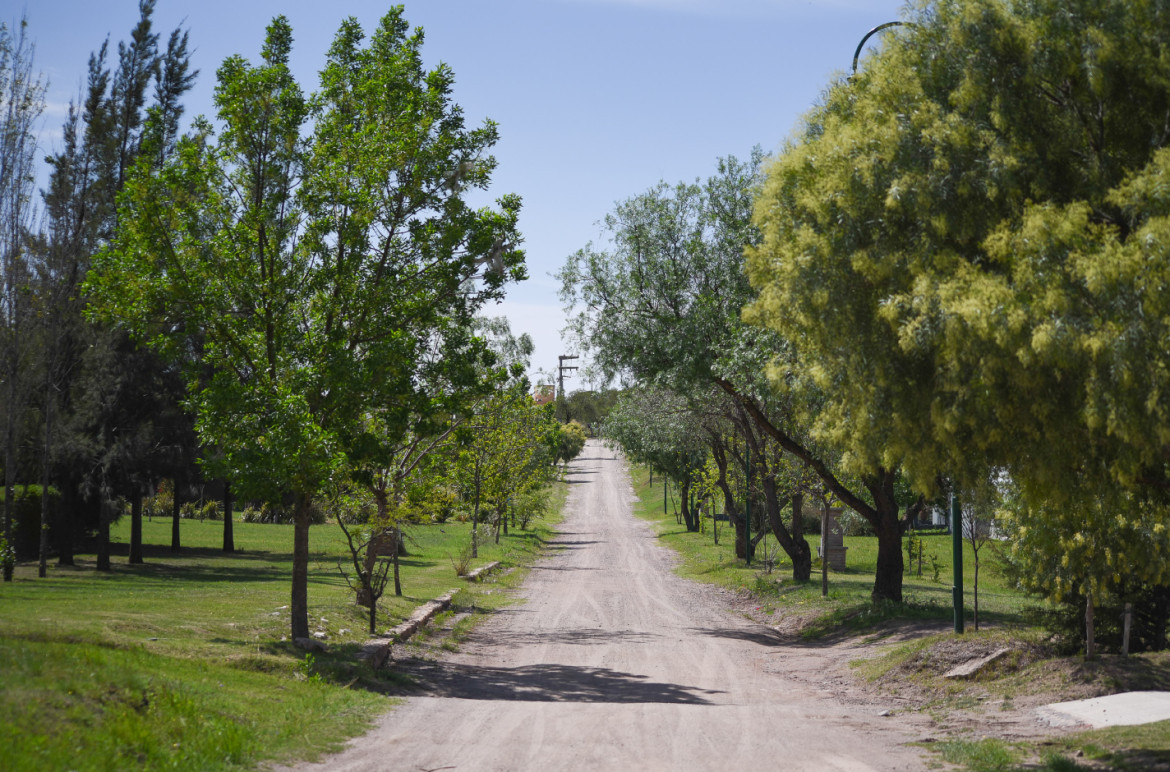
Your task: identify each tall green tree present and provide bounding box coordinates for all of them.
[745,0,1170,616]
[36,1,197,572]
[92,9,524,641]
[0,16,45,580]
[561,153,920,599]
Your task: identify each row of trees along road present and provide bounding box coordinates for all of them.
[566,0,1170,628]
[3,3,532,645]
[3,1,202,581]
[561,151,924,602]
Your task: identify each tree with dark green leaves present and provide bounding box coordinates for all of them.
[36,0,197,572]
[0,16,45,581]
[92,9,524,641]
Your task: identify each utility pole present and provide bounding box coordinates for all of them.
[557,354,579,412]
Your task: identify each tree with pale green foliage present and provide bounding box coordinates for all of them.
[555,420,588,468]
[90,9,524,642]
[561,152,923,601]
[745,0,1170,638]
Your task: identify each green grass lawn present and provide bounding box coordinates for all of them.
[0,488,565,771]
[629,466,1040,633]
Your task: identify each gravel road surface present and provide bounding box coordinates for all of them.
[293,441,929,771]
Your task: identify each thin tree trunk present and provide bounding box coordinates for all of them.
[392,523,401,597]
[170,479,181,552]
[973,559,980,631]
[472,474,480,560]
[2,363,15,581]
[291,492,312,641]
[681,478,698,532]
[222,481,234,553]
[129,492,143,564]
[1122,602,1133,656]
[821,504,829,597]
[1085,592,1096,661]
[38,384,53,578]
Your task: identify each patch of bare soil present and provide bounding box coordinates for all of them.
[749,616,1170,748]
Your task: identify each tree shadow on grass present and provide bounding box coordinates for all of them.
[399,658,723,704]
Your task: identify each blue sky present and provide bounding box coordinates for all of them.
[23,0,907,389]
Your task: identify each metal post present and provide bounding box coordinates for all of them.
[951,491,964,634]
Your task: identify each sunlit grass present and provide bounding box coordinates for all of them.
[628,465,1040,632]
[0,486,565,770]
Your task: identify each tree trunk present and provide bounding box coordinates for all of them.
[821,504,829,597]
[1085,591,1096,660]
[472,492,480,559]
[38,386,53,578]
[872,508,904,603]
[2,371,14,581]
[129,492,143,564]
[681,478,698,532]
[96,499,111,572]
[222,481,234,553]
[170,480,181,552]
[710,440,745,558]
[789,493,812,582]
[714,380,908,604]
[761,473,812,581]
[291,492,312,641]
[392,523,402,597]
[973,558,980,631]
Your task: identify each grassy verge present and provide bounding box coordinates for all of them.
[629,465,1038,634]
[933,721,1170,772]
[0,485,565,771]
[629,466,1170,770]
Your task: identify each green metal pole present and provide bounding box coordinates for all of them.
[745,444,752,567]
[951,491,964,634]
[664,477,668,515]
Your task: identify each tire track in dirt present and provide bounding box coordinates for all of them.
[290,440,930,771]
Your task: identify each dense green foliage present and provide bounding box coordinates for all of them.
[561,152,923,599]
[745,0,1170,624]
[89,9,524,638]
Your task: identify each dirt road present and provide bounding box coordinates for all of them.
[296,442,930,771]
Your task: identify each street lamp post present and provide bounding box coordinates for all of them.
[849,19,964,633]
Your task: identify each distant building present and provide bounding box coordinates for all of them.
[533,384,556,406]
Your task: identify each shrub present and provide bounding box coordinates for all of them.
[449,542,475,577]
[838,509,875,537]
[9,485,62,560]
[514,488,551,530]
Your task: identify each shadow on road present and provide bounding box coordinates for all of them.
[690,626,789,647]
[547,539,604,550]
[472,627,662,647]
[400,659,723,704]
